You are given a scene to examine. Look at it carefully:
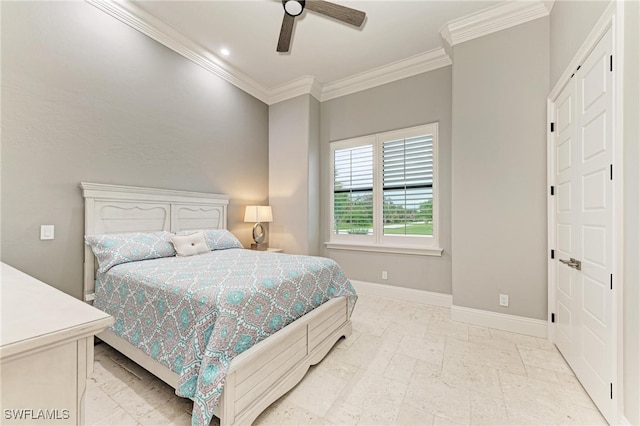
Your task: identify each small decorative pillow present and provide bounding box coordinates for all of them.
[85,231,176,273]
[202,229,243,250]
[170,232,210,257]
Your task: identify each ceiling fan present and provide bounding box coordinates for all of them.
[277,0,366,53]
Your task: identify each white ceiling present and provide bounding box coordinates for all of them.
[92,0,551,103]
[131,0,501,89]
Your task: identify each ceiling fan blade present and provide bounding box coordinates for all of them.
[305,0,366,27]
[277,13,295,52]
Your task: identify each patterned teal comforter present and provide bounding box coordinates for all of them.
[94,248,357,425]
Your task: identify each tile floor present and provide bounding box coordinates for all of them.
[86,294,608,425]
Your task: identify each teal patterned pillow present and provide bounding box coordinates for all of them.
[85,231,176,273]
[202,230,243,250]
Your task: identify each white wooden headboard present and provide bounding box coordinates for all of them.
[80,182,230,302]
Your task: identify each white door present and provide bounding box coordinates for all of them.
[553,76,577,364]
[552,27,615,423]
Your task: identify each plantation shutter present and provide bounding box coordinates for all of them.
[382,135,433,235]
[333,144,374,235]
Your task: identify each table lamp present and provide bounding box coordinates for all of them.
[244,205,273,250]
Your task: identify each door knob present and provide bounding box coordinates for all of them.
[559,257,582,271]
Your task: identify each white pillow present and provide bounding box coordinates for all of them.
[170,232,209,257]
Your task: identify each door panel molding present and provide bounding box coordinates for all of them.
[548,5,622,423]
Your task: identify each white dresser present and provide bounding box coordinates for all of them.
[0,263,113,425]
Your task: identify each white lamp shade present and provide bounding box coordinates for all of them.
[244,206,273,223]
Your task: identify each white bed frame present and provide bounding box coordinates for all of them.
[80,182,352,426]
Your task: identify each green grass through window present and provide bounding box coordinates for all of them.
[335,222,433,235]
[383,223,433,235]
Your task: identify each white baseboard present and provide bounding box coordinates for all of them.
[349,281,548,338]
[451,304,548,338]
[349,280,452,308]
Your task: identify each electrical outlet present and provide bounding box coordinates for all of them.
[382,271,388,280]
[499,294,509,307]
[40,225,55,240]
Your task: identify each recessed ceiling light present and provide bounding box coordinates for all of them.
[221,48,230,56]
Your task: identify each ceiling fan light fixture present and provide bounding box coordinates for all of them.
[283,0,305,17]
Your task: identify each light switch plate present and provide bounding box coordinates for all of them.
[40,225,55,240]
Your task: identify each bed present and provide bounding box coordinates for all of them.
[80,182,356,426]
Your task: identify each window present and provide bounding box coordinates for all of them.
[329,123,440,255]
[333,144,373,236]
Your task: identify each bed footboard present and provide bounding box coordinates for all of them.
[221,297,351,425]
[96,297,352,426]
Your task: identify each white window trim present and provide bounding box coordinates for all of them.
[325,241,443,257]
[327,123,441,255]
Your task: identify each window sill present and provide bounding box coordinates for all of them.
[324,242,443,257]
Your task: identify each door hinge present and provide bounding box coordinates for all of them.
[550,122,555,132]
[610,55,613,72]
[551,313,556,323]
[550,186,555,196]
[610,164,613,180]
[551,249,555,259]
[576,65,581,71]
[610,274,613,290]
[610,382,613,399]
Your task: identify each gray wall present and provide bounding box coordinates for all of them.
[451,17,549,320]
[308,96,321,255]
[320,68,453,294]
[622,2,640,421]
[1,2,269,299]
[549,0,611,86]
[268,94,320,255]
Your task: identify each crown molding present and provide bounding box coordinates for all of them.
[320,48,452,102]
[85,0,271,104]
[441,0,553,46]
[265,48,452,103]
[87,0,548,105]
[85,0,454,105]
[269,76,323,104]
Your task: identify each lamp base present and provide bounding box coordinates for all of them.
[251,243,268,251]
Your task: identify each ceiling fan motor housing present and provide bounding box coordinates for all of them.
[283,0,305,17]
